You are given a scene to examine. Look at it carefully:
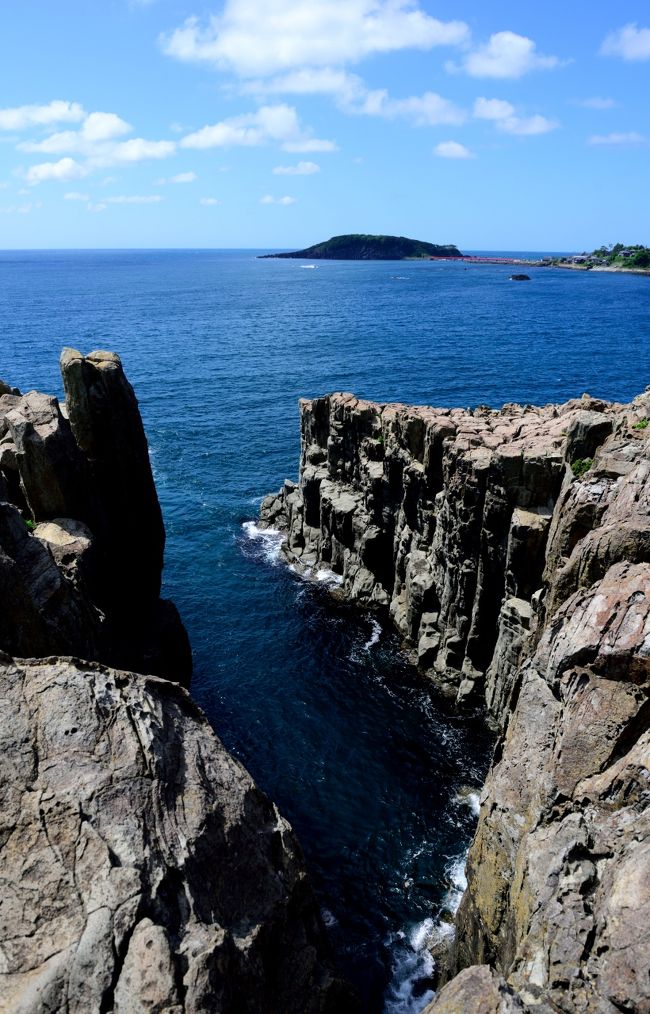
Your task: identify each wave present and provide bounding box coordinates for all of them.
[383,851,469,1014]
[455,787,481,818]
[313,567,344,587]
[363,618,382,651]
[384,918,435,1014]
[240,521,284,565]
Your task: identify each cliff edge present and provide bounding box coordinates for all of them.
[0,354,356,1013]
[0,349,190,683]
[261,389,650,1012]
[0,654,353,1013]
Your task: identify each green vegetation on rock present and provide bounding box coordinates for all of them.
[259,233,462,260]
[571,457,593,478]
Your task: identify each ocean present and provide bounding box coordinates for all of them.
[2,249,648,1012]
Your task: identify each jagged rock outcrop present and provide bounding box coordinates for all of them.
[0,350,190,683]
[0,654,354,1013]
[261,390,645,709]
[262,389,650,1012]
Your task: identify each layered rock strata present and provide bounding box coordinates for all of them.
[262,389,650,1012]
[0,350,190,683]
[0,654,352,1013]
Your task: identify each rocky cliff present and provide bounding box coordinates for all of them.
[0,654,352,1013]
[0,349,190,683]
[261,389,650,1012]
[0,353,355,1013]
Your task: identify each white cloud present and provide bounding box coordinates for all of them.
[100,139,175,164]
[243,66,464,127]
[589,131,646,145]
[181,104,300,148]
[88,202,107,212]
[162,1,469,77]
[260,194,297,205]
[450,31,560,78]
[282,138,338,152]
[273,160,320,175]
[200,196,221,205]
[180,103,335,153]
[26,157,87,184]
[155,171,198,184]
[367,90,464,125]
[434,140,475,159]
[0,181,9,190]
[243,67,356,98]
[0,100,84,131]
[18,110,175,172]
[473,97,515,120]
[503,114,557,136]
[574,97,617,110]
[601,24,650,61]
[64,191,90,200]
[104,194,163,203]
[0,201,41,214]
[474,96,558,136]
[81,112,132,141]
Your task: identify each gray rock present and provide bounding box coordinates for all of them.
[0,655,355,1014]
[0,351,191,684]
[263,388,650,1012]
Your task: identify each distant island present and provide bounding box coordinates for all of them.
[553,243,650,274]
[259,233,462,260]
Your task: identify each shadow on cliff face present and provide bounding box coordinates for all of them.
[0,349,191,683]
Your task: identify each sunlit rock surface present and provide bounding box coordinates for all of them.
[0,655,353,1013]
[264,389,650,1012]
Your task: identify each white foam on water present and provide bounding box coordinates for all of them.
[314,567,344,587]
[362,618,382,652]
[454,789,481,819]
[241,521,283,565]
[321,908,338,928]
[301,264,317,269]
[384,919,436,1014]
[446,854,468,911]
[384,851,471,1013]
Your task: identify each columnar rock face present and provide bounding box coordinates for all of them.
[0,352,356,1013]
[262,389,650,1013]
[0,350,190,683]
[0,655,353,1013]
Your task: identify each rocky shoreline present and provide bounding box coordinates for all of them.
[0,352,356,1013]
[261,390,650,1012]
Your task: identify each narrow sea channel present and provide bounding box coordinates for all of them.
[2,248,648,1010]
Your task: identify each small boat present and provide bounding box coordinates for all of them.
[301,264,317,269]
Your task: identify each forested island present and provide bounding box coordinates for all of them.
[259,233,462,260]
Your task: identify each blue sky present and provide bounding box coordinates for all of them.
[1,1,649,250]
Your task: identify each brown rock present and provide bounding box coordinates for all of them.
[0,655,356,1014]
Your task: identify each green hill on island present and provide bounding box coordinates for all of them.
[259,234,462,260]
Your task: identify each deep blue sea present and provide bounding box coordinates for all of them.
[2,250,648,1012]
